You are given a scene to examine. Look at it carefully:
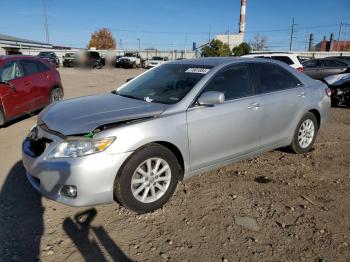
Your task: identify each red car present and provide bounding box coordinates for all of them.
[0,55,63,125]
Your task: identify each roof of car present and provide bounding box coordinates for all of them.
[307,57,350,64]
[0,55,42,60]
[168,57,250,67]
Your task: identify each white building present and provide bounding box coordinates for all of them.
[0,33,52,55]
[215,33,244,50]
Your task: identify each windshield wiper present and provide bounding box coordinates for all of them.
[115,92,144,101]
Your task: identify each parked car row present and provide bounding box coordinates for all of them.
[243,53,350,107]
[62,51,103,69]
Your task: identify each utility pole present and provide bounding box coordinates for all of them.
[137,38,140,52]
[43,0,49,43]
[289,17,296,51]
[337,22,343,51]
[184,33,187,58]
[227,25,230,46]
[308,33,314,51]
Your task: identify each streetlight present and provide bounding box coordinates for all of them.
[137,38,141,52]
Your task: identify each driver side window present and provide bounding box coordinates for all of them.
[202,64,252,101]
[0,61,24,82]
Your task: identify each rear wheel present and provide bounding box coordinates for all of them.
[49,87,63,103]
[0,109,5,126]
[114,144,179,213]
[289,112,318,154]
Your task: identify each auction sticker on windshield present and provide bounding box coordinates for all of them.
[185,68,211,74]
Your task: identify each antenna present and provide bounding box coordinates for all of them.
[43,0,49,43]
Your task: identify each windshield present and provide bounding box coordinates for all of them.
[65,53,75,57]
[125,53,136,57]
[116,64,212,104]
[38,52,54,57]
[151,57,163,61]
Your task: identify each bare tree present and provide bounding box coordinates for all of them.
[250,34,268,51]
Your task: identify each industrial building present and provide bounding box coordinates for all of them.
[314,33,350,51]
[214,0,246,49]
[0,33,52,55]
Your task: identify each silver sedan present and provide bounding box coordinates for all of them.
[22,58,331,213]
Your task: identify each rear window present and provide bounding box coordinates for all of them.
[254,63,302,93]
[324,60,347,67]
[88,52,100,59]
[271,56,294,65]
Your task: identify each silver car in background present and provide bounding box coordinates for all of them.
[22,58,331,213]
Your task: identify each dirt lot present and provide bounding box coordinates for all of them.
[0,68,349,262]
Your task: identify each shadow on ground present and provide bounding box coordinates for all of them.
[0,161,43,261]
[63,208,131,262]
[0,161,130,261]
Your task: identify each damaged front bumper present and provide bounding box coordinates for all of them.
[22,125,132,207]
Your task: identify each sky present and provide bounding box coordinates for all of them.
[0,0,349,51]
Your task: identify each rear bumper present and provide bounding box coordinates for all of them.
[22,137,132,207]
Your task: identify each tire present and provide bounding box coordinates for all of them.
[49,87,63,103]
[114,143,180,214]
[289,112,318,154]
[0,109,5,126]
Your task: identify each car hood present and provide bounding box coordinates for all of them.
[38,93,169,135]
[324,73,350,86]
[120,57,137,61]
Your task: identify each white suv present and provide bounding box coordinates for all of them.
[243,53,304,72]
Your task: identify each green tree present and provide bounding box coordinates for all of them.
[201,39,231,57]
[87,28,116,50]
[232,42,251,56]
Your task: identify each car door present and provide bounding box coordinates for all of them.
[186,63,261,171]
[20,59,49,109]
[303,59,324,79]
[0,60,31,118]
[253,62,306,147]
[322,59,348,78]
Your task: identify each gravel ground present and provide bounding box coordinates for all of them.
[0,68,349,262]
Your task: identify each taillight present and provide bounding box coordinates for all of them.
[325,88,331,97]
[296,67,304,72]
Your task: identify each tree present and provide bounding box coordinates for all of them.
[250,34,268,51]
[201,39,231,57]
[232,42,251,56]
[87,28,116,50]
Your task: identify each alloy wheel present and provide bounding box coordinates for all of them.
[131,158,171,203]
[298,119,315,148]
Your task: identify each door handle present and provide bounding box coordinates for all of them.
[298,92,306,98]
[247,102,260,110]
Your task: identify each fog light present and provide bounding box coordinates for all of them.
[60,185,77,198]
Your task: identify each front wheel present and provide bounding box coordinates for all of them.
[114,144,179,213]
[289,112,318,154]
[49,87,63,103]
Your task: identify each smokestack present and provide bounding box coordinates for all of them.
[239,0,247,34]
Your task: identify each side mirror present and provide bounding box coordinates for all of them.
[0,80,15,90]
[197,91,225,106]
[125,77,134,83]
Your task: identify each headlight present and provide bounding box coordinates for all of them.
[47,137,115,159]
